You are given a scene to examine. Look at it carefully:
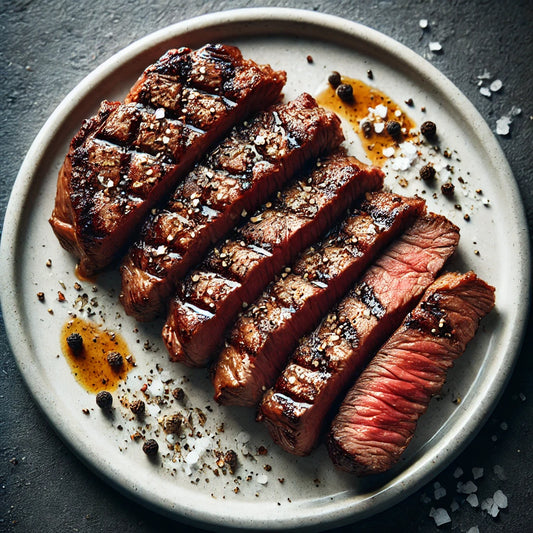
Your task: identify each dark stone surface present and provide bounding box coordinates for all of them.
[0,1,531,531]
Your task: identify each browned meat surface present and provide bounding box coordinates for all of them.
[49,44,286,276]
[162,153,385,368]
[120,93,344,321]
[327,271,495,475]
[212,193,426,406]
[257,213,460,456]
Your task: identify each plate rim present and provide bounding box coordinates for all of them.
[0,7,530,531]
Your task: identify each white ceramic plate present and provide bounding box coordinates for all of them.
[1,8,530,531]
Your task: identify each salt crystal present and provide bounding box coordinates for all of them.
[472,467,484,480]
[493,489,508,509]
[195,437,212,454]
[490,79,503,92]
[390,155,411,171]
[493,464,507,480]
[453,466,464,478]
[490,502,500,517]
[450,499,460,512]
[257,473,269,485]
[166,433,178,445]
[481,497,493,512]
[430,507,451,527]
[466,494,479,507]
[147,379,165,397]
[479,87,492,98]
[383,147,395,158]
[374,122,385,134]
[511,106,522,116]
[466,527,480,533]
[185,450,200,465]
[429,42,442,53]
[401,141,418,159]
[434,486,447,500]
[419,19,429,29]
[375,104,388,118]
[237,431,250,444]
[155,107,165,119]
[496,116,512,135]
[457,480,477,494]
[477,69,492,80]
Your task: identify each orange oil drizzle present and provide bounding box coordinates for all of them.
[61,317,133,393]
[316,76,417,165]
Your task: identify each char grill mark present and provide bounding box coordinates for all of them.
[327,271,495,476]
[162,154,385,368]
[212,193,426,407]
[50,44,286,276]
[120,94,345,321]
[257,213,460,456]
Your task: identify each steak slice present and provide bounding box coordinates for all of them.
[50,44,286,276]
[212,193,426,406]
[162,153,384,368]
[120,93,344,321]
[257,213,460,456]
[327,272,495,475]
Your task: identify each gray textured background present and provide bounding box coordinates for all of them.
[1,1,531,531]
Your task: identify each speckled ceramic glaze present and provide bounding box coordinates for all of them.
[0,8,529,531]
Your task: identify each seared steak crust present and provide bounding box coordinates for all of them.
[120,93,344,321]
[212,193,426,406]
[50,44,286,276]
[327,271,495,475]
[162,153,385,368]
[257,214,460,456]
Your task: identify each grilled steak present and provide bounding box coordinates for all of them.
[327,271,495,475]
[257,213,460,456]
[50,44,286,276]
[120,93,344,321]
[212,193,426,406]
[162,153,385,368]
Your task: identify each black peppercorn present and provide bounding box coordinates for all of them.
[106,351,123,369]
[361,120,373,138]
[336,83,354,102]
[441,182,455,197]
[386,120,402,139]
[130,399,145,415]
[328,71,341,88]
[66,333,83,355]
[419,164,436,181]
[367,69,374,80]
[421,120,437,140]
[96,390,113,409]
[143,439,159,456]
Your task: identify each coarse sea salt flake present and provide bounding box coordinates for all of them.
[155,107,165,119]
[257,474,269,485]
[375,104,388,118]
[185,450,200,465]
[466,494,479,507]
[391,156,412,171]
[434,486,447,500]
[466,527,480,533]
[496,115,512,135]
[419,18,429,29]
[472,467,484,480]
[383,147,395,158]
[453,466,464,478]
[481,497,493,511]
[480,87,492,98]
[450,499,460,512]
[477,69,492,80]
[490,502,500,517]
[457,480,477,494]
[490,79,503,92]
[430,507,451,527]
[493,489,508,509]
[374,122,385,134]
[429,41,442,52]
[493,464,507,480]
